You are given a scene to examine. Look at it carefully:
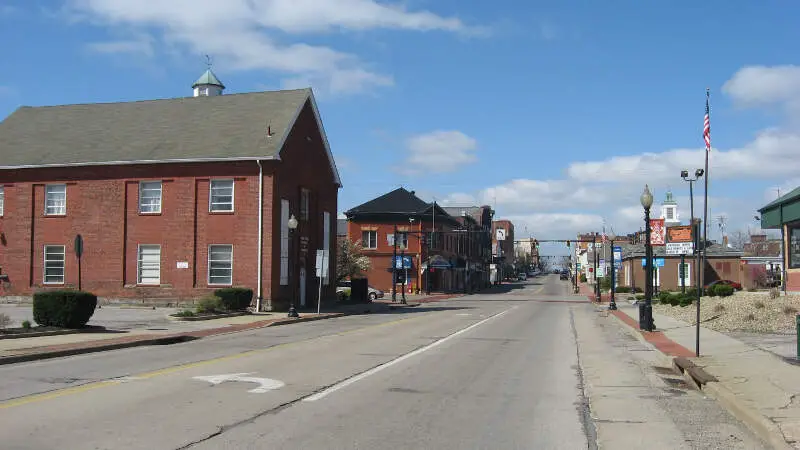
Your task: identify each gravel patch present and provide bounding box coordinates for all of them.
[652,291,800,333]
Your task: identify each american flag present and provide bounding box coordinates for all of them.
[703,92,711,151]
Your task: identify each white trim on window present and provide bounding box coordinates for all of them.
[280,199,289,285]
[137,244,161,285]
[323,211,330,285]
[0,186,4,216]
[138,181,163,214]
[362,230,377,249]
[208,244,233,285]
[43,245,65,284]
[45,184,66,216]
[209,179,234,212]
[678,261,692,287]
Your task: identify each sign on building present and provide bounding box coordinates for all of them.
[496,228,506,241]
[665,225,694,255]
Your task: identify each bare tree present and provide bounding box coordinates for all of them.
[728,230,748,250]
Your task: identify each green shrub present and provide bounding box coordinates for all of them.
[579,273,587,283]
[706,286,717,297]
[196,296,222,314]
[213,288,253,311]
[615,287,631,293]
[33,290,97,328]
[174,310,196,317]
[715,284,734,297]
[635,294,645,301]
[678,294,694,307]
[21,319,32,330]
[657,291,673,304]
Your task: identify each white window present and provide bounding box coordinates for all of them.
[397,232,408,249]
[0,186,4,216]
[678,262,692,287]
[280,199,289,285]
[323,211,330,285]
[300,188,310,221]
[43,245,65,284]
[137,245,161,285]
[209,179,234,212]
[208,244,233,285]
[45,184,66,215]
[625,264,631,287]
[138,181,162,214]
[362,230,377,249]
[666,208,674,220]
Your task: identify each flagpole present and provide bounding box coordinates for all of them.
[701,88,711,331]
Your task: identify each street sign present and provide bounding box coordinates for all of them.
[394,255,413,269]
[496,228,506,241]
[315,250,330,278]
[666,242,694,255]
[613,246,622,268]
[641,258,665,267]
[596,265,605,278]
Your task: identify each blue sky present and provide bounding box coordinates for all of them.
[2,1,799,255]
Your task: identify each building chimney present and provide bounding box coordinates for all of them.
[723,235,729,247]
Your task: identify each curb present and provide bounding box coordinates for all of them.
[605,308,794,450]
[168,311,251,322]
[0,329,82,340]
[703,382,793,450]
[0,312,347,366]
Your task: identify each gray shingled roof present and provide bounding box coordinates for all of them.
[0,88,312,168]
[617,242,742,258]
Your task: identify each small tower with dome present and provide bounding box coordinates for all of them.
[660,189,680,226]
[192,57,225,97]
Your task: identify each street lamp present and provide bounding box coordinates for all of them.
[640,185,655,331]
[682,168,704,356]
[608,231,617,310]
[287,214,299,318]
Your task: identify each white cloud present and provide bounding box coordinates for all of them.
[397,130,478,175]
[723,65,800,110]
[66,0,481,95]
[436,65,800,241]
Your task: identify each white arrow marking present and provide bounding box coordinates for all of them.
[192,373,285,393]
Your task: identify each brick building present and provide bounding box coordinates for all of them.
[0,70,340,311]
[617,243,742,292]
[491,220,515,281]
[344,188,493,294]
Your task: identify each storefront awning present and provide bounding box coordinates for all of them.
[422,254,453,270]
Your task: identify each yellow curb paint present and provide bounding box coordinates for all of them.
[0,311,433,410]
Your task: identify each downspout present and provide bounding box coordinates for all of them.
[256,160,264,312]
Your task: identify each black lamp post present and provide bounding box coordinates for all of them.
[592,235,599,301]
[608,232,617,310]
[287,214,300,318]
[682,168,704,356]
[640,185,655,331]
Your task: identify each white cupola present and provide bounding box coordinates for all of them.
[660,190,680,226]
[192,67,225,97]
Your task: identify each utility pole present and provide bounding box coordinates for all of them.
[392,223,398,302]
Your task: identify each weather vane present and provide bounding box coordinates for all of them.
[205,54,212,68]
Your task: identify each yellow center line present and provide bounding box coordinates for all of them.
[0,312,435,410]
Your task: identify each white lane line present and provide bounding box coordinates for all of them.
[303,307,515,402]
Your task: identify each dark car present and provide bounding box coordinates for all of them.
[559,270,569,280]
[703,279,742,291]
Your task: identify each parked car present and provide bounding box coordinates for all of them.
[703,279,742,291]
[518,273,527,281]
[559,270,569,280]
[336,280,385,301]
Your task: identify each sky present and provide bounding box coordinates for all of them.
[1,1,799,257]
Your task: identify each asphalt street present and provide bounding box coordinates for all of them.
[0,275,767,449]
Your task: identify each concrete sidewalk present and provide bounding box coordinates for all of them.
[610,300,800,449]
